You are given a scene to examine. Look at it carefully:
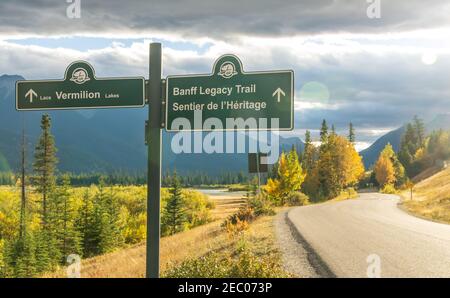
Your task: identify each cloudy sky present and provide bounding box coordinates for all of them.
[1,0,450,150]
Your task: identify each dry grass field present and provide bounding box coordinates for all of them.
[46,189,286,278]
[400,167,450,224]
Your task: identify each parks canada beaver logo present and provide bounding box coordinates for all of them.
[70,67,91,84]
[217,61,238,79]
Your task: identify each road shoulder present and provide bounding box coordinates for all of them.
[274,208,335,278]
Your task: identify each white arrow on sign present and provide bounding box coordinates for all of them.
[272,87,285,102]
[25,89,38,103]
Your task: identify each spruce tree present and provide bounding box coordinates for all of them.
[32,114,58,226]
[348,122,355,143]
[413,115,425,147]
[302,130,315,172]
[80,177,123,255]
[32,114,61,273]
[320,119,328,144]
[3,232,37,277]
[34,229,58,273]
[162,173,186,236]
[51,175,82,261]
[19,122,27,240]
[399,123,415,173]
[77,189,95,257]
[99,182,123,253]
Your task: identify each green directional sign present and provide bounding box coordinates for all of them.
[165,54,294,131]
[16,61,145,111]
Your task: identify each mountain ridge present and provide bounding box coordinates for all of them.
[360,113,450,168]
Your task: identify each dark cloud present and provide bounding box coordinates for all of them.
[1,0,449,39]
[289,50,450,134]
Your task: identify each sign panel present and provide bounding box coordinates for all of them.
[16,61,145,111]
[248,153,269,173]
[166,54,294,131]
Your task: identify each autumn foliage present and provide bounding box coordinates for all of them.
[265,150,306,205]
[267,121,365,202]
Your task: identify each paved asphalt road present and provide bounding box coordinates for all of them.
[287,193,450,277]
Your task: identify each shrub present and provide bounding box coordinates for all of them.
[287,192,310,206]
[248,193,275,216]
[181,189,214,228]
[164,254,231,278]
[229,249,289,278]
[164,247,290,278]
[224,218,249,235]
[222,207,255,227]
[381,184,397,194]
[222,207,255,236]
[227,184,249,192]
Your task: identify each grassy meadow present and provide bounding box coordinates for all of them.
[400,167,450,224]
[43,189,290,278]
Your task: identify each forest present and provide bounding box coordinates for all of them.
[0,115,214,277]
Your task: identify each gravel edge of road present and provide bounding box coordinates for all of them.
[274,208,336,278]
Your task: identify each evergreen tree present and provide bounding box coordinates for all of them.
[99,183,123,253]
[316,135,340,199]
[398,123,415,173]
[51,175,82,261]
[413,115,425,147]
[320,119,328,144]
[19,123,27,239]
[398,116,426,177]
[82,177,123,255]
[302,130,316,172]
[331,124,336,136]
[3,232,37,277]
[32,114,58,226]
[34,229,60,273]
[162,173,187,236]
[348,122,355,143]
[76,189,98,257]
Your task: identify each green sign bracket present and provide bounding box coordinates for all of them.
[145,80,149,104]
[160,79,166,128]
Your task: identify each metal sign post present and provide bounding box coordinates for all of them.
[146,43,162,278]
[256,152,261,194]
